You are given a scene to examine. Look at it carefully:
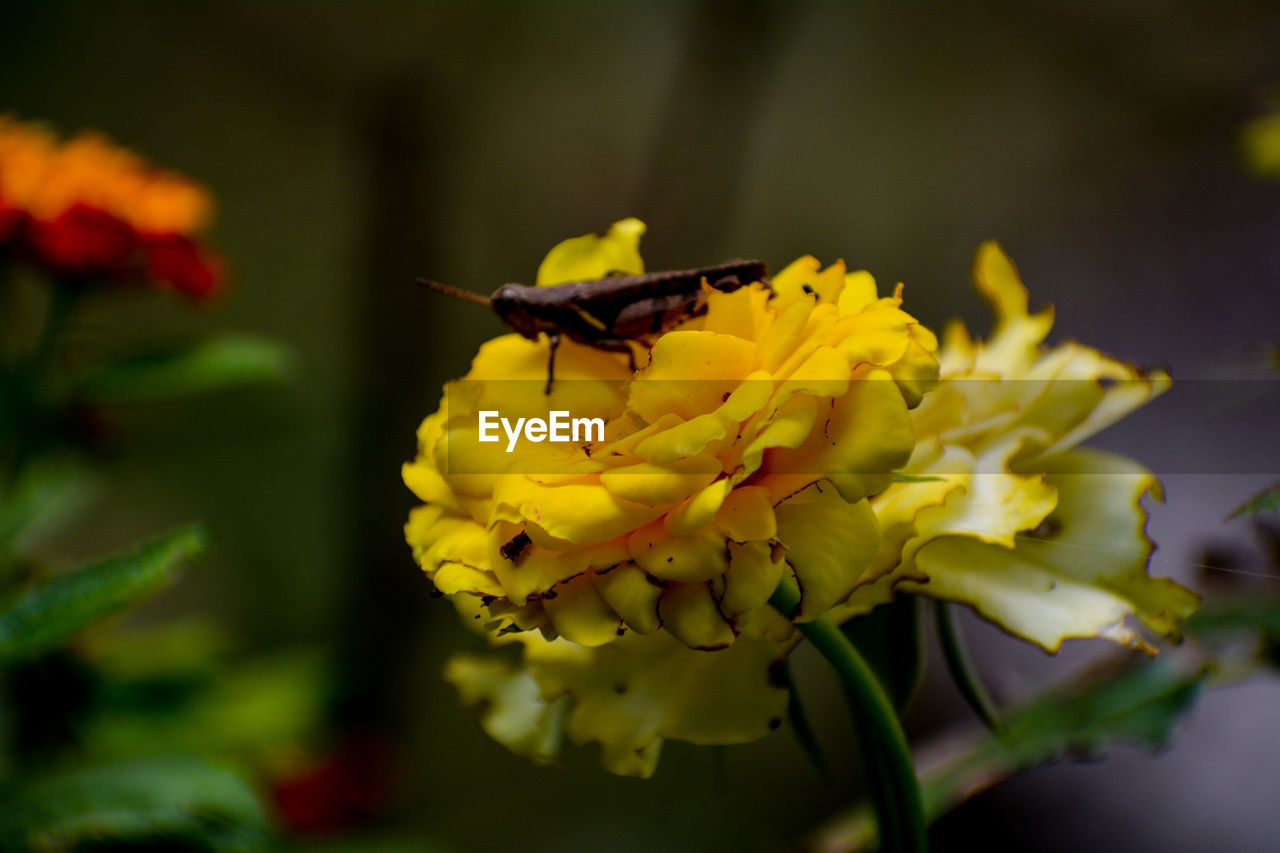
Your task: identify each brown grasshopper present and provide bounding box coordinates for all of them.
[418,260,768,393]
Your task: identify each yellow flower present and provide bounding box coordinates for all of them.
[432,238,1197,778]
[404,219,938,652]
[850,242,1198,651]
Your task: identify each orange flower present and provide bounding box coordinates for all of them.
[0,115,222,298]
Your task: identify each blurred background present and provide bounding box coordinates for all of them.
[3,1,1279,850]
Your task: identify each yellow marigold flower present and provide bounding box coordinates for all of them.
[0,115,221,297]
[433,239,1197,778]
[850,242,1198,650]
[404,219,938,653]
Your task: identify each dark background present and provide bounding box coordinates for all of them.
[3,2,1279,851]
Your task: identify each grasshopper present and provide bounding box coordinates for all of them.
[418,259,768,393]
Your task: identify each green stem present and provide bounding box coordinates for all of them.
[29,281,77,378]
[2,282,78,488]
[769,578,926,853]
[934,601,1000,731]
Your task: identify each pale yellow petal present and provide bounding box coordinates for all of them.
[444,655,566,765]
[901,449,1199,651]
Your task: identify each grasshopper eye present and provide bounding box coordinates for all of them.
[490,284,528,324]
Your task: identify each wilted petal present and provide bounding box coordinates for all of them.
[444,655,567,765]
[516,629,790,777]
[896,446,1196,651]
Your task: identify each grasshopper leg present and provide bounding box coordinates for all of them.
[594,338,638,373]
[544,333,561,395]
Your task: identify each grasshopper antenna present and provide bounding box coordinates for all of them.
[415,278,492,307]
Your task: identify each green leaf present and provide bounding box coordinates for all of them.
[892,473,944,483]
[1184,596,1280,667]
[816,657,1207,851]
[959,657,1205,767]
[839,594,923,713]
[0,525,206,666]
[88,649,327,764]
[1184,597,1280,641]
[75,334,293,404]
[0,756,270,852]
[1227,482,1280,519]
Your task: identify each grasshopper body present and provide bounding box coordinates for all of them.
[419,259,768,392]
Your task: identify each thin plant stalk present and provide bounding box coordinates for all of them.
[769,578,927,852]
[934,600,1001,731]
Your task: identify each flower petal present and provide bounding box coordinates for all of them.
[594,563,664,635]
[544,573,623,647]
[631,331,758,422]
[521,629,790,777]
[598,456,722,506]
[658,582,736,649]
[901,449,1199,651]
[535,217,646,286]
[444,654,566,765]
[714,485,777,542]
[493,476,666,545]
[717,540,786,622]
[628,520,729,583]
[773,482,880,621]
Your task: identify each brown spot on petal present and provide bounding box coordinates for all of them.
[500,531,532,564]
[767,660,789,688]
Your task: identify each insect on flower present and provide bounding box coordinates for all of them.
[417,260,769,392]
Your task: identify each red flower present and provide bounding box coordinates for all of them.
[24,204,138,277]
[270,733,395,836]
[0,115,224,298]
[144,235,223,299]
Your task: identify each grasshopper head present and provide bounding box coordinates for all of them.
[491,283,546,340]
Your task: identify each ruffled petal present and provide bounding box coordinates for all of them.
[535,217,646,285]
[518,629,790,777]
[896,449,1197,652]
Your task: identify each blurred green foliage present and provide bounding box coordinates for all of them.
[0,756,270,852]
[0,235,296,846]
[0,526,206,667]
[818,655,1210,852]
[1,3,1278,851]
